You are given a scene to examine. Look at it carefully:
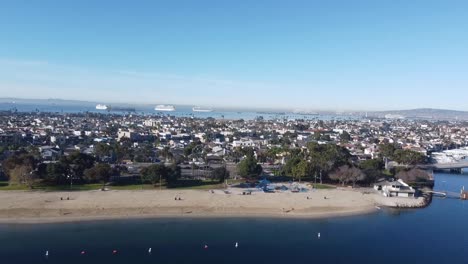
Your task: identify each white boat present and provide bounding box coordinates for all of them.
[155,105,176,111]
[96,104,108,110]
[192,106,213,112]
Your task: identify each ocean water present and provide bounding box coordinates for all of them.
[0,102,357,121]
[0,172,467,264]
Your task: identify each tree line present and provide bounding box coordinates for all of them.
[235,142,430,187]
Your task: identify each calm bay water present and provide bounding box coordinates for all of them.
[0,102,356,121]
[0,172,467,264]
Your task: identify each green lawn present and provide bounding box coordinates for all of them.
[0,181,29,191]
[41,184,103,191]
[0,178,246,192]
[312,183,336,189]
[108,184,155,190]
[0,181,103,191]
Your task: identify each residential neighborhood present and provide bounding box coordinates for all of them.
[1,110,466,189]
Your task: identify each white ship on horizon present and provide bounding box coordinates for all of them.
[192,106,213,112]
[155,105,176,111]
[96,104,108,110]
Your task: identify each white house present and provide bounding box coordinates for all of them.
[374,179,416,198]
[232,139,255,148]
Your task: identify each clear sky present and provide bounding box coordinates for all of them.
[0,0,467,111]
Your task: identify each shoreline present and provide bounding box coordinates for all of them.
[0,208,378,225]
[0,189,425,224]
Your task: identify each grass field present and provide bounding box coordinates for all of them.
[312,183,336,189]
[0,180,235,191]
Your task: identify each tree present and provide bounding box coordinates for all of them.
[396,168,431,183]
[159,147,174,162]
[291,160,312,182]
[44,162,68,185]
[141,164,169,186]
[2,152,38,188]
[184,142,200,157]
[94,143,112,161]
[393,149,427,165]
[211,167,230,183]
[61,151,95,180]
[83,163,113,189]
[359,159,385,184]
[359,158,384,171]
[379,143,398,159]
[340,131,352,142]
[313,131,321,140]
[281,156,302,176]
[237,155,262,178]
[329,165,365,187]
[8,164,38,188]
[307,142,351,183]
[166,164,181,184]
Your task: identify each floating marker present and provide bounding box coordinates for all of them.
[235,242,239,248]
[81,251,86,255]
[112,250,118,255]
[204,245,208,249]
[45,250,49,257]
[148,248,152,254]
[318,233,321,239]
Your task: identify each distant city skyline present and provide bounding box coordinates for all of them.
[1,1,467,111]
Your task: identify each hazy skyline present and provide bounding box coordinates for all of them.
[1,1,467,111]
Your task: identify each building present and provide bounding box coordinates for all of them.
[374,179,416,198]
[118,131,139,141]
[232,138,255,148]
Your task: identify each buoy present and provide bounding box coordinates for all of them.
[148,248,152,254]
[45,250,49,257]
[81,250,86,255]
[112,250,118,255]
[204,245,208,249]
[235,242,238,248]
[318,232,321,239]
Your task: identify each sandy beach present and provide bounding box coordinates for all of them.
[0,188,426,223]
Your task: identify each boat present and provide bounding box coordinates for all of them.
[192,106,213,112]
[155,105,176,111]
[96,104,108,110]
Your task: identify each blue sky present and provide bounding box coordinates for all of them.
[0,0,467,111]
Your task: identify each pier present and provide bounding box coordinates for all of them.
[423,188,467,199]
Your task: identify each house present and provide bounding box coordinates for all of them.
[374,179,416,198]
[232,138,255,148]
[39,146,62,161]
